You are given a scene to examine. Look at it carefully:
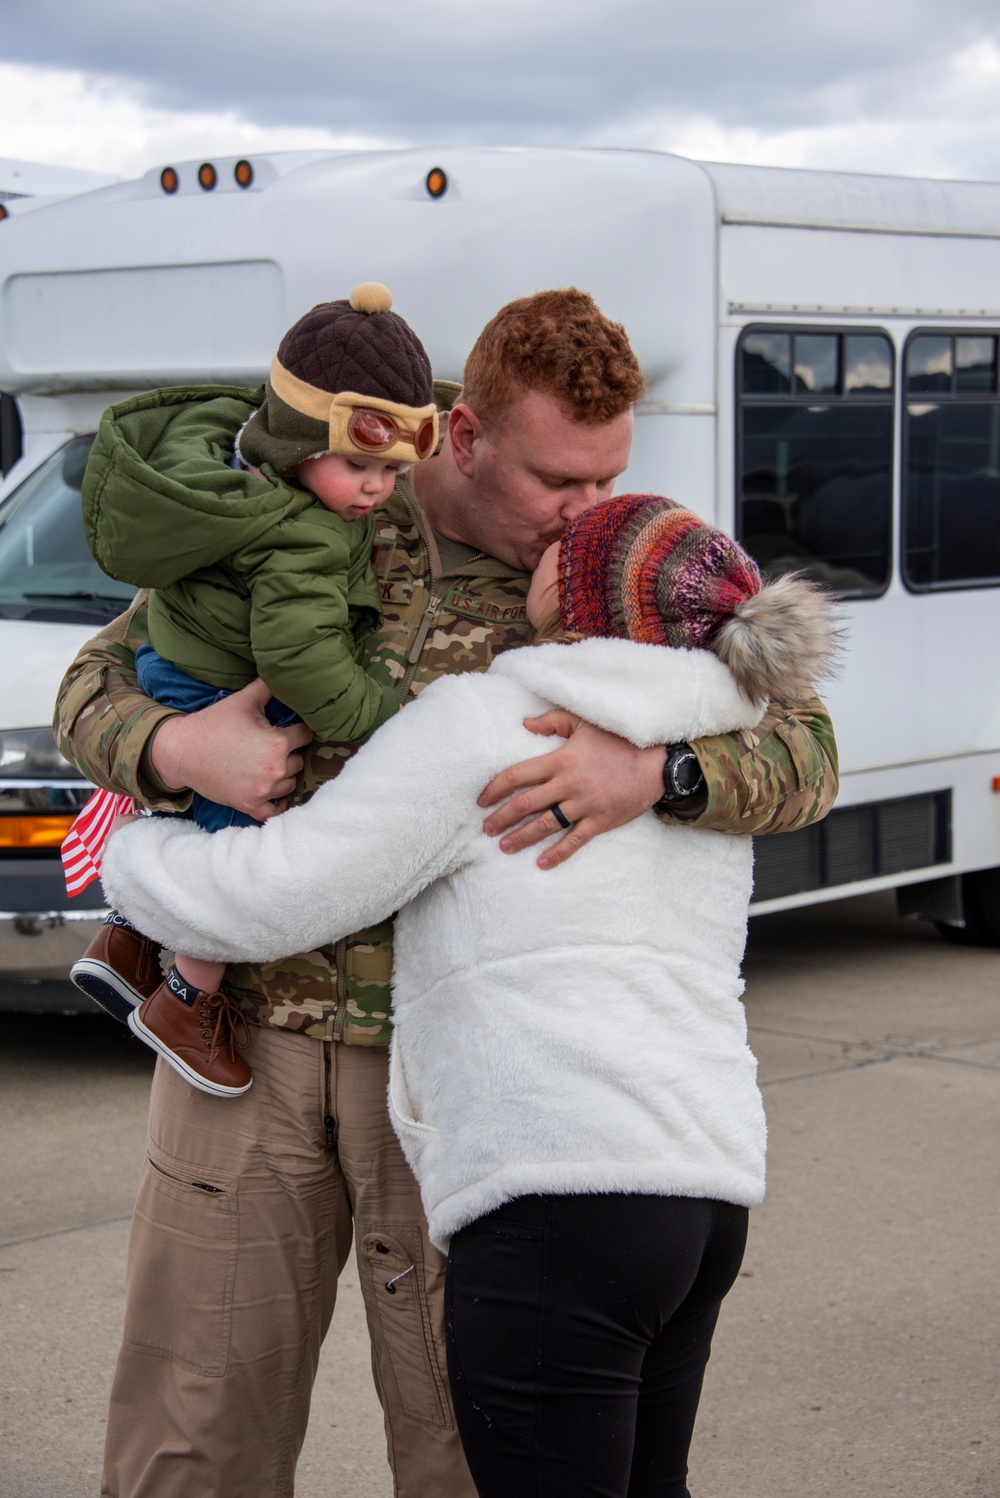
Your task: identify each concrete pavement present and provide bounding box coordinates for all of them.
[1,892,997,1496]
[691,893,1000,1497]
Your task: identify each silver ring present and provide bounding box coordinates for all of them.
[550,803,571,830]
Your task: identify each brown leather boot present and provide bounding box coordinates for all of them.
[128,968,253,1097]
[70,912,164,1024]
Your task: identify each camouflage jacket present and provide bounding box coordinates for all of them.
[55,476,839,1045]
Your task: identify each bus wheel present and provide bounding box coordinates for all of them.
[935,866,1000,947]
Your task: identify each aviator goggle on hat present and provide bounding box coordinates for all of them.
[239,282,438,475]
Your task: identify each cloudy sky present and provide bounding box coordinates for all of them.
[4,0,1000,184]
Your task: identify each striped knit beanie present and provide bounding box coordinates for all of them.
[558,494,761,651]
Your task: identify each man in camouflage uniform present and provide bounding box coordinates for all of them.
[55,289,838,1498]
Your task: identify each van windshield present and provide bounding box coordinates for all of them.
[0,437,136,623]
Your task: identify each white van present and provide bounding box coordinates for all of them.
[0,159,126,1008]
[0,146,997,1011]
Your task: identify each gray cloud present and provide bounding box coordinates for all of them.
[3,0,999,143]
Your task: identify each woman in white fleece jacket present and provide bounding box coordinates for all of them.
[103,494,836,1498]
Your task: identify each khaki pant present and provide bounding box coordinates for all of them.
[101,1026,475,1498]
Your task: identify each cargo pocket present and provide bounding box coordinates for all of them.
[122,1147,238,1377]
[771,714,826,792]
[359,1229,451,1428]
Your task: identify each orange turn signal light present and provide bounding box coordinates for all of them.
[992,776,1000,793]
[198,162,217,191]
[0,203,8,223]
[425,167,447,199]
[160,166,179,194]
[234,159,254,188]
[0,815,77,849]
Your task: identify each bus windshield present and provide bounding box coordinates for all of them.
[0,437,136,622]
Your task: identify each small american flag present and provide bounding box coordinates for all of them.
[61,788,138,896]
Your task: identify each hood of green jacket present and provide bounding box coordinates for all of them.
[82,384,316,588]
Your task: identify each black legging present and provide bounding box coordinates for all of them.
[446,1193,748,1498]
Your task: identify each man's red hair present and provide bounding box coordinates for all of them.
[463,288,644,427]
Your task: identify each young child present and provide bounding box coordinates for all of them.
[69,283,438,1098]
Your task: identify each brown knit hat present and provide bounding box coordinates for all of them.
[240,283,438,474]
[558,494,839,704]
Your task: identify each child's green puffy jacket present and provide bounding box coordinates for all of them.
[82,384,396,743]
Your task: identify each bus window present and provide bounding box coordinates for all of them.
[737,327,894,597]
[903,331,1000,590]
[794,334,838,394]
[740,332,791,394]
[906,337,951,394]
[844,336,892,393]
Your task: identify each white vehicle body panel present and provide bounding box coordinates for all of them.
[0,618,97,728]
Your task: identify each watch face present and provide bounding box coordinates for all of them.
[669,750,703,797]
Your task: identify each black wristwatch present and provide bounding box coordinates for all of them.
[653,742,705,810]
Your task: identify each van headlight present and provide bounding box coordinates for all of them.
[0,728,81,780]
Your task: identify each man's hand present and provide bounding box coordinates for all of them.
[478,709,667,869]
[149,679,313,821]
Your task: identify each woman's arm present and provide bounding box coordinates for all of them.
[100,677,492,964]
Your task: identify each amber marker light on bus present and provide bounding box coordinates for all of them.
[0,815,76,849]
[992,776,1000,792]
[234,159,254,188]
[160,167,179,194]
[198,163,217,191]
[425,167,448,199]
[0,204,8,222]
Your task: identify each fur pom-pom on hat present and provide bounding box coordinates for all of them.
[713,570,841,706]
[558,494,840,704]
[349,281,394,314]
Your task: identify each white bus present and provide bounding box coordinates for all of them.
[0,146,997,1006]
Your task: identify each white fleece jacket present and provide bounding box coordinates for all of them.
[103,638,769,1250]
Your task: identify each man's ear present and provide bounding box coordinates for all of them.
[448,403,481,478]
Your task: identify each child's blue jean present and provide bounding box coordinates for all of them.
[135,644,297,832]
